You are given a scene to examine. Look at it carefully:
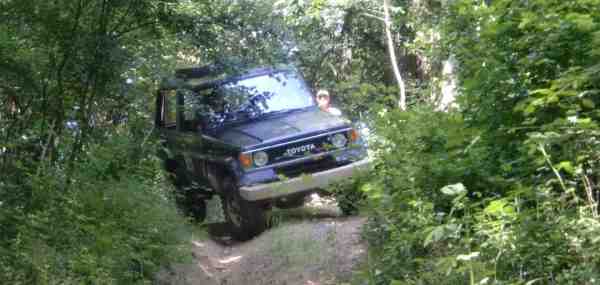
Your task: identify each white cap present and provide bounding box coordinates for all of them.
[316,89,330,97]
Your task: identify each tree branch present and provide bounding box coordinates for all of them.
[383,0,406,110]
[114,20,157,38]
[110,0,138,35]
[361,12,385,22]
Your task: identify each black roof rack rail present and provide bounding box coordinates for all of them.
[175,65,223,79]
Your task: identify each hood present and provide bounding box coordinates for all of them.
[216,108,349,148]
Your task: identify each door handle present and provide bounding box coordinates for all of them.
[158,136,167,145]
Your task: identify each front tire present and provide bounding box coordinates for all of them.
[221,177,269,241]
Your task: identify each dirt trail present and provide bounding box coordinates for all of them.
[157,195,367,285]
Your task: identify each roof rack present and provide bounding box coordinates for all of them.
[174,65,224,80]
[162,64,296,91]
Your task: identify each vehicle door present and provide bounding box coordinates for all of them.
[156,88,205,183]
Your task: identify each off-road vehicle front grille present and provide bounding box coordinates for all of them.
[274,156,340,178]
[266,131,351,165]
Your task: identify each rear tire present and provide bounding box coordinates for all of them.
[166,159,207,222]
[221,177,269,241]
[180,193,207,222]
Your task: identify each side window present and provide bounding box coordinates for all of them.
[182,89,198,122]
[163,90,177,127]
[169,87,222,132]
[181,89,200,132]
[177,89,216,132]
[196,88,218,115]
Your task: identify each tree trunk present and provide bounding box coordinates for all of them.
[383,0,406,110]
[437,56,458,111]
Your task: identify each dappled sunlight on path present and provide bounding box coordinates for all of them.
[157,194,367,285]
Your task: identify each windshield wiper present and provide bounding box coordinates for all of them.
[265,107,309,116]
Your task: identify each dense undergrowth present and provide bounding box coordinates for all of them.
[346,0,600,283]
[0,1,194,283]
[356,108,599,284]
[0,129,191,284]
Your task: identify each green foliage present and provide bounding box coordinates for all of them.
[0,1,196,283]
[358,107,496,284]
[0,132,190,284]
[359,106,599,284]
[327,171,370,216]
[358,0,600,284]
[2,0,598,283]
[447,0,600,233]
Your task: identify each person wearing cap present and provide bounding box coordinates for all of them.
[315,89,342,116]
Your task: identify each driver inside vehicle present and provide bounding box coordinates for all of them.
[315,89,341,116]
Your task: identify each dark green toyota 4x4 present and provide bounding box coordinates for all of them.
[155,66,370,240]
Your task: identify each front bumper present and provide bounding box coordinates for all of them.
[238,158,371,201]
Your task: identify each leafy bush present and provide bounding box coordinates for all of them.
[358,0,600,283]
[359,107,600,284]
[359,107,497,284]
[0,133,190,284]
[328,172,370,216]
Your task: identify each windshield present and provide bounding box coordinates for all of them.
[223,71,314,113]
[194,71,315,128]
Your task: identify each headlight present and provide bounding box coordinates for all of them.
[330,133,348,148]
[253,151,269,167]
